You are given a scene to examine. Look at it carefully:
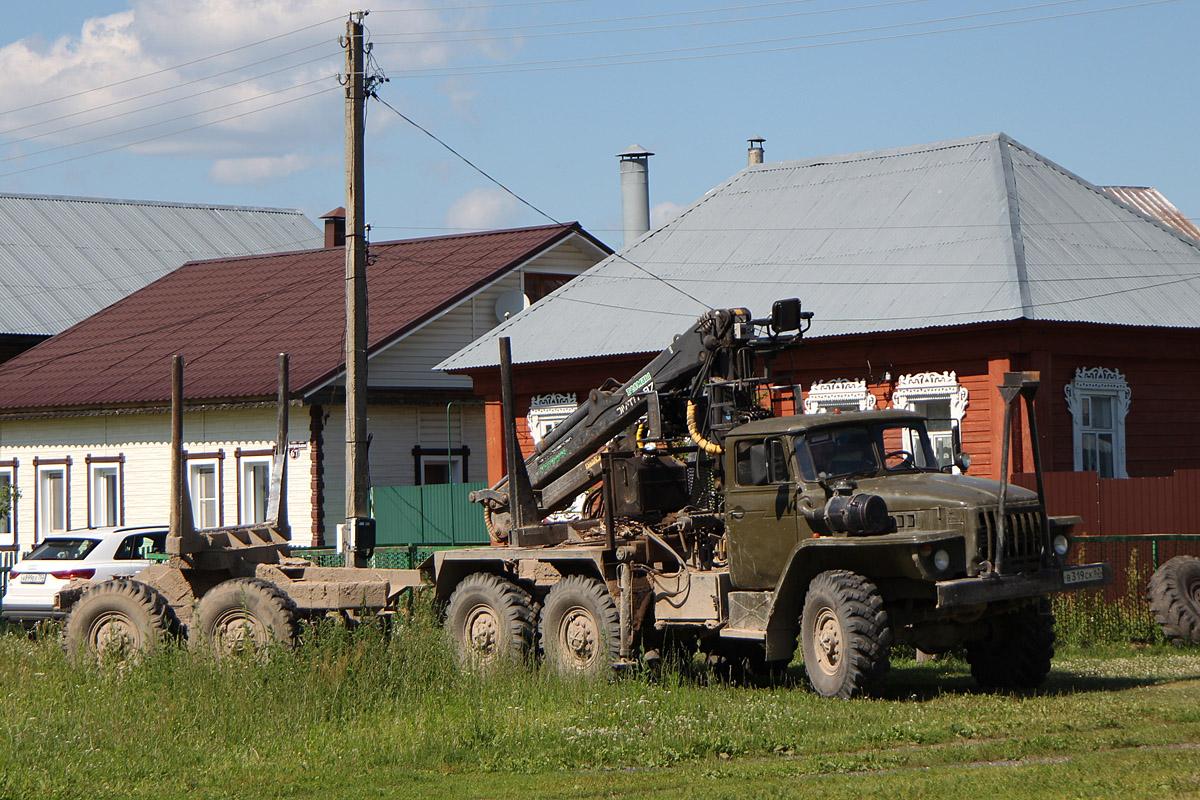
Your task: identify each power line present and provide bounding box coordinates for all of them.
[375,0,1178,78]
[0,77,334,168]
[0,85,336,181]
[0,15,343,118]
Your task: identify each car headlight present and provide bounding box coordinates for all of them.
[1052,534,1070,557]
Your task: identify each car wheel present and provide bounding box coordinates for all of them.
[966,602,1055,689]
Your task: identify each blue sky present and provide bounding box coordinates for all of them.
[1,0,1196,251]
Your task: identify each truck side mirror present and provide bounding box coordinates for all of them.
[944,452,971,473]
[771,298,803,333]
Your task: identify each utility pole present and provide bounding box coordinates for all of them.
[343,11,373,568]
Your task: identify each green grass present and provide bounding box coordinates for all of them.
[1,602,1198,800]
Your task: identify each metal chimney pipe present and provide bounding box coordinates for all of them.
[748,137,765,166]
[617,144,653,246]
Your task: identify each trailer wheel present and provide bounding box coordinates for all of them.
[62,579,180,665]
[1148,556,1200,644]
[445,572,536,668]
[539,575,621,678]
[190,578,299,657]
[800,570,892,698]
[966,603,1055,689]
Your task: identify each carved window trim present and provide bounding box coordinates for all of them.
[527,393,579,446]
[802,379,876,414]
[1065,367,1131,478]
[892,371,969,472]
[85,454,125,529]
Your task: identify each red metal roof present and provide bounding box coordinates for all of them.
[0,223,584,411]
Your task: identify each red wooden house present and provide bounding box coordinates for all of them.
[438,134,1200,493]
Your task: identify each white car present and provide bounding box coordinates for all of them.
[1,525,167,623]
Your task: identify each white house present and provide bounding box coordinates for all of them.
[0,220,609,551]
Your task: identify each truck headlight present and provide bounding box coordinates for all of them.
[933,549,951,572]
[1052,534,1070,557]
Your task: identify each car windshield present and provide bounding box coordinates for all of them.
[26,538,99,561]
[797,420,939,480]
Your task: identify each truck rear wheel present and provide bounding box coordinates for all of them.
[966,604,1055,689]
[539,575,621,678]
[800,570,892,698]
[190,578,299,657]
[63,579,180,665]
[445,572,536,668]
[1147,556,1200,644]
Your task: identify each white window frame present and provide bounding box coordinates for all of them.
[188,458,221,529]
[418,454,464,486]
[89,463,122,528]
[803,379,876,414]
[892,371,969,471]
[36,464,69,540]
[0,463,16,546]
[1065,367,1131,478]
[527,393,579,446]
[240,457,272,525]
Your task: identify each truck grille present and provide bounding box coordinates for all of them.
[977,507,1046,573]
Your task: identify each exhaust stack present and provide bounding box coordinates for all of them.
[617,144,653,246]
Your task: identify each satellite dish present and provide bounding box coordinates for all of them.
[494,289,529,322]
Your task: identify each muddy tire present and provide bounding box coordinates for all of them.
[445,572,536,668]
[190,578,299,657]
[1148,556,1200,644]
[62,579,180,664]
[539,575,621,678]
[966,603,1056,689]
[800,570,892,698]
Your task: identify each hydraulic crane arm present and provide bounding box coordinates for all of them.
[472,299,812,541]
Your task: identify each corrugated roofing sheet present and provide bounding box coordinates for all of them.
[0,223,579,411]
[0,193,323,336]
[440,133,1200,371]
[1101,186,1200,242]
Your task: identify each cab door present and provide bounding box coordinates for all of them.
[724,436,803,590]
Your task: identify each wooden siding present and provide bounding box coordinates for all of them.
[361,239,601,390]
[0,408,316,550]
[465,321,1200,485]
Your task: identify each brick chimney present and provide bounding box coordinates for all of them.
[748,137,765,166]
[320,207,346,248]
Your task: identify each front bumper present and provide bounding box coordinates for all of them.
[935,561,1112,607]
[0,603,65,622]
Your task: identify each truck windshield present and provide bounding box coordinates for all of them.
[796,420,939,480]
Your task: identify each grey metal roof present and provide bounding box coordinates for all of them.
[439,132,1200,371]
[0,193,322,336]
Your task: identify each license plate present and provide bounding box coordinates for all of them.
[19,573,46,584]
[1063,565,1103,585]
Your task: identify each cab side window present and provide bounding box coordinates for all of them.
[735,439,790,486]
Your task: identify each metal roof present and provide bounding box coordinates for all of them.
[0,224,585,411]
[0,193,322,336]
[440,132,1200,371]
[1101,186,1200,242]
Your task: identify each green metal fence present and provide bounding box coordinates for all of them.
[291,544,462,570]
[370,482,490,547]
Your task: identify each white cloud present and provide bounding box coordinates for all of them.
[651,201,684,228]
[0,2,475,175]
[446,188,522,231]
[208,153,315,185]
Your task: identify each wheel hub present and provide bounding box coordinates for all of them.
[88,611,138,655]
[465,604,500,661]
[212,612,267,655]
[813,607,843,676]
[561,608,598,668]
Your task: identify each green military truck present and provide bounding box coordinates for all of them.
[433,300,1111,697]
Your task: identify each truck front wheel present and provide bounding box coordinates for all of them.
[539,575,621,678]
[800,570,892,698]
[445,572,536,669]
[966,603,1055,689]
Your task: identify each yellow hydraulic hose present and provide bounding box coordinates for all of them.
[686,400,723,454]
